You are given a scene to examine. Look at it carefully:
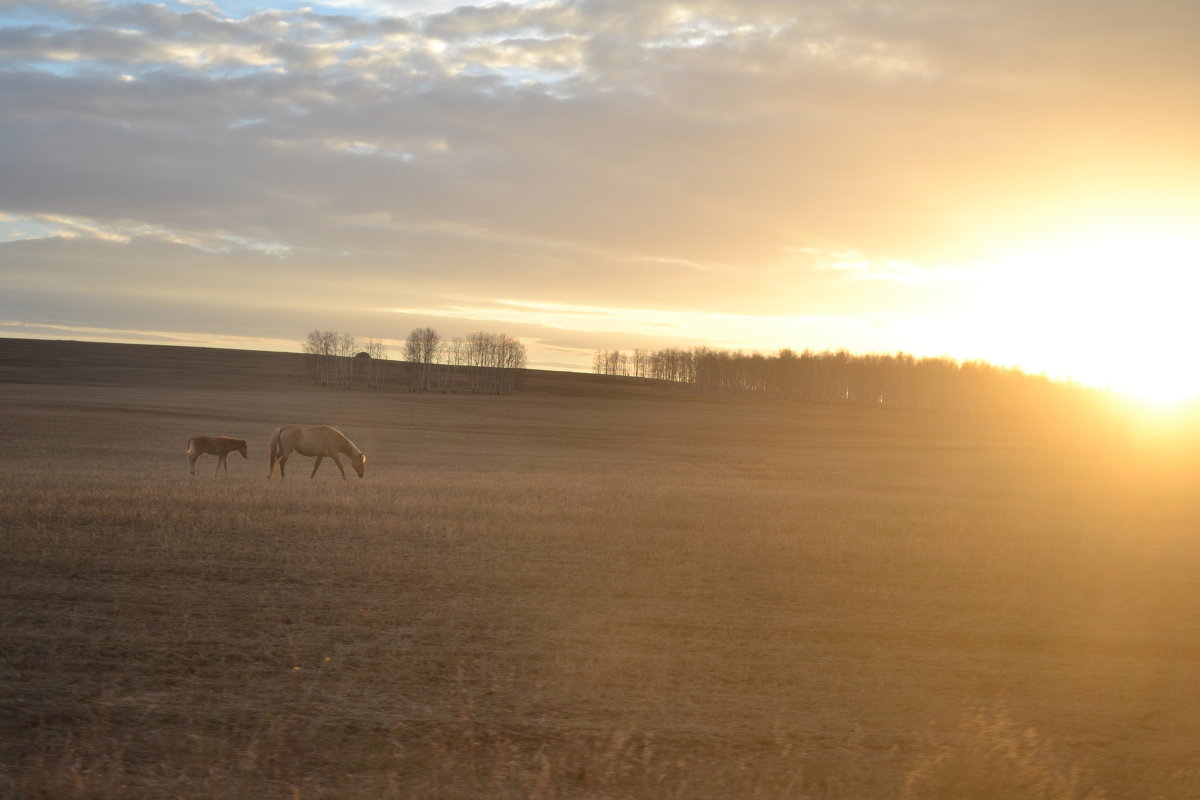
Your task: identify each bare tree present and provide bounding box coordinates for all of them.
[405,327,442,392]
[363,337,388,389]
[302,329,357,388]
[438,337,466,393]
[303,329,323,384]
[334,332,357,388]
[464,331,527,394]
[303,329,337,386]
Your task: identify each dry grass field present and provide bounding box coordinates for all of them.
[1,338,1198,799]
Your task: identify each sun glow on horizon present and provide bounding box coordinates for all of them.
[960,225,1200,407]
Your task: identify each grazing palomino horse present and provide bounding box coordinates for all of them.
[187,435,249,476]
[268,425,366,480]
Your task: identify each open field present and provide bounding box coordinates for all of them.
[1,338,1199,799]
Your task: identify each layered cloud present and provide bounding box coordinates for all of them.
[2,0,1198,368]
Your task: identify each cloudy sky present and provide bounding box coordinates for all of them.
[2,0,1199,398]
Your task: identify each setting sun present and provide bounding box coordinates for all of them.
[962,226,1200,406]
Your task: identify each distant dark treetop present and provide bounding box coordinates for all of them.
[355,351,371,359]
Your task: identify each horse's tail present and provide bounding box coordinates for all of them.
[186,438,196,455]
[268,428,282,477]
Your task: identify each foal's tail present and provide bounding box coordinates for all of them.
[268,428,282,478]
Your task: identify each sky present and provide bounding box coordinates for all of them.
[2,0,1199,401]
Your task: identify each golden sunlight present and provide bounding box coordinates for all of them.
[963,226,1200,406]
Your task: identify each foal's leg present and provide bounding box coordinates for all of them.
[310,456,324,478]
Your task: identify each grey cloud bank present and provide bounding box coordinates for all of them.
[2,0,1198,370]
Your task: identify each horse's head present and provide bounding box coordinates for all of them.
[237,440,248,459]
[352,452,366,478]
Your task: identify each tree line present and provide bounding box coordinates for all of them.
[303,330,388,389]
[302,327,527,395]
[593,346,1094,416]
[305,326,1094,413]
[405,327,528,395]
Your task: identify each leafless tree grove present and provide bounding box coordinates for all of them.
[304,327,526,394]
[405,329,527,394]
[405,327,442,393]
[593,346,1092,416]
[362,337,388,389]
[303,329,357,388]
[463,331,528,394]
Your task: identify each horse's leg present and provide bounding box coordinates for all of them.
[310,456,324,478]
[279,454,288,480]
[189,453,198,476]
[331,454,347,480]
[218,453,229,475]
